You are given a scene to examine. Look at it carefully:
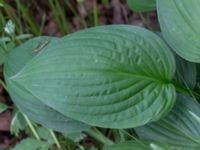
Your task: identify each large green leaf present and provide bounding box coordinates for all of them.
[7,25,176,128]
[104,140,175,150]
[4,36,89,133]
[157,0,200,62]
[127,0,156,12]
[135,94,200,149]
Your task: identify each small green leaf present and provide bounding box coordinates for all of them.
[127,0,156,12]
[0,103,7,113]
[63,132,86,143]
[0,45,6,65]
[0,42,15,65]
[16,34,33,40]
[157,0,200,62]
[11,138,50,150]
[0,34,32,43]
[89,147,98,150]
[37,127,54,144]
[0,37,10,43]
[10,109,27,136]
[6,25,176,128]
[135,94,200,149]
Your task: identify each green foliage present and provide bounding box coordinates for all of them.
[4,36,89,133]
[37,127,55,144]
[174,55,197,89]
[135,94,200,149]
[1,1,200,149]
[48,0,69,34]
[157,0,200,62]
[10,109,27,136]
[11,138,50,150]
[104,140,175,150]
[5,25,176,129]
[0,46,6,65]
[0,103,8,113]
[127,0,156,12]
[0,44,6,65]
[63,132,86,143]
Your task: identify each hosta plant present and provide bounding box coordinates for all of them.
[1,0,200,149]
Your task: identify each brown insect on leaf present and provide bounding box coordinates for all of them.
[32,40,49,53]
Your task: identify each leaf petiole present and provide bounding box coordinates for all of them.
[49,129,61,149]
[23,114,41,141]
[0,79,8,92]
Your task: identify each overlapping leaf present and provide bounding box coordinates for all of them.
[104,140,175,150]
[157,0,200,62]
[7,25,176,128]
[11,138,50,150]
[135,94,200,149]
[0,44,6,65]
[10,109,27,136]
[127,0,156,12]
[0,103,7,113]
[4,36,89,133]
[174,55,196,89]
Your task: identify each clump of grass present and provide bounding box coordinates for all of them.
[48,0,69,34]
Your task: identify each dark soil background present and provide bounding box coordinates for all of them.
[0,0,159,149]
